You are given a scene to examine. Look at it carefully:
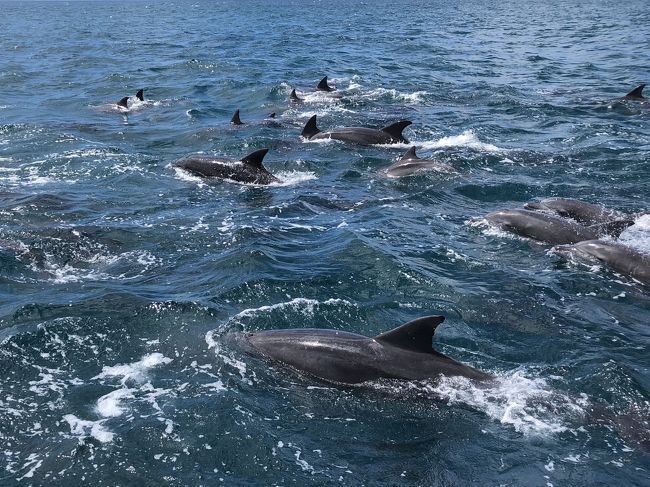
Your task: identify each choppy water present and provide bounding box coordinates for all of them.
[1,0,649,485]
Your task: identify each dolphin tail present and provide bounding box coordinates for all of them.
[231,109,243,125]
[116,97,129,108]
[400,146,418,161]
[624,84,646,99]
[302,115,320,139]
[588,219,636,238]
[381,120,412,143]
[375,316,445,354]
[135,89,144,101]
[290,89,302,102]
[317,76,334,92]
[241,148,270,170]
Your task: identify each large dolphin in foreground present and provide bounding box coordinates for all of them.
[241,315,491,384]
[302,115,411,145]
[524,197,630,225]
[384,147,457,178]
[174,148,279,185]
[553,240,650,284]
[484,209,631,245]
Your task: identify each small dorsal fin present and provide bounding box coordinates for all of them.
[135,89,144,101]
[231,109,243,125]
[381,120,412,143]
[375,316,445,353]
[624,84,645,99]
[241,148,270,170]
[302,114,320,139]
[116,97,129,108]
[400,146,419,161]
[290,89,302,102]
[268,112,276,119]
[316,76,334,92]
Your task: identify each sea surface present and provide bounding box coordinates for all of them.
[1,0,649,485]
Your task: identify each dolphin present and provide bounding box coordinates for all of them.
[231,109,243,125]
[524,197,630,226]
[623,84,646,101]
[553,240,650,284]
[174,148,279,185]
[316,76,335,92]
[241,315,491,384]
[289,88,302,103]
[384,146,457,178]
[484,208,632,245]
[301,114,411,145]
[116,89,144,109]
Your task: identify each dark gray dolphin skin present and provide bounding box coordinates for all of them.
[116,89,144,109]
[289,88,302,103]
[485,209,607,244]
[302,114,411,145]
[316,76,335,92]
[231,109,243,125]
[623,84,645,100]
[553,240,650,284]
[174,148,279,185]
[524,197,630,226]
[242,315,491,384]
[384,146,456,178]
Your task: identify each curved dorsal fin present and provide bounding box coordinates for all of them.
[381,120,412,143]
[301,114,320,139]
[116,96,129,108]
[135,89,144,101]
[588,219,635,238]
[268,112,276,119]
[400,146,418,161]
[231,109,243,125]
[624,84,645,99]
[241,148,269,170]
[317,76,334,92]
[375,316,445,353]
[290,89,302,102]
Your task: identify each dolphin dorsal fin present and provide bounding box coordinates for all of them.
[624,84,646,99]
[381,120,412,143]
[400,146,418,161]
[290,89,302,102]
[116,97,129,108]
[241,148,270,170]
[135,89,144,101]
[375,316,445,353]
[302,114,320,139]
[231,109,243,125]
[317,76,334,92]
[268,112,276,119]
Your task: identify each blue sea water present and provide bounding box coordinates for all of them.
[1,0,649,484]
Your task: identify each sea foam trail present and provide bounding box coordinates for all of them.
[618,214,650,254]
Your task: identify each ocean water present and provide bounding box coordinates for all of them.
[1,0,649,485]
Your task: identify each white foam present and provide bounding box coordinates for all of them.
[92,353,173,386]
[618,214,650,254]
[432,370,587,436]
[270,170,317,186]
[363,87,428,104]
[417,130,503,152]
[233,297,355,320]
[62,414,114,443]
[95,388,135,417]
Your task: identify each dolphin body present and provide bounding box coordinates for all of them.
[484,208,632,245]
[384,147,457,178]
[301,114,411,145]
[553,240,650,284]
[116,89,144,109]
[242,316,491,384]
[524,197,630,226]
[174,148,279,185]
